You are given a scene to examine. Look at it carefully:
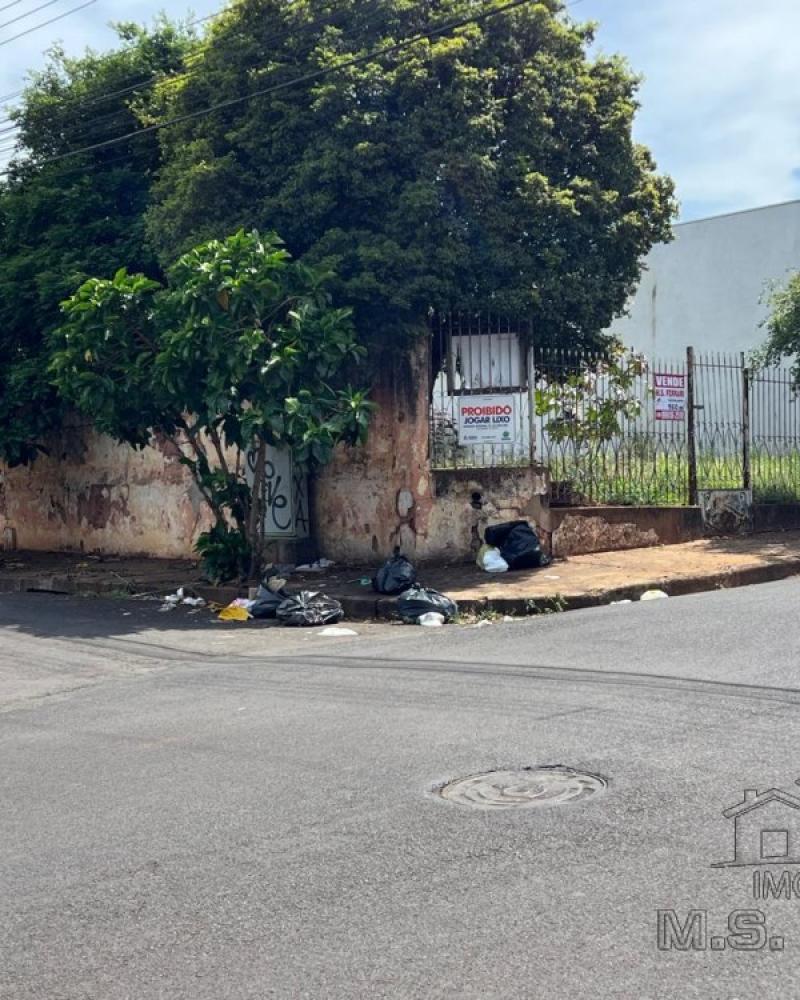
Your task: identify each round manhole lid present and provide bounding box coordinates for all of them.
[439,765,607,810]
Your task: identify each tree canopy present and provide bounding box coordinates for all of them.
[0,1,676,469]
[146,0,676,348]
[0,19,194,465]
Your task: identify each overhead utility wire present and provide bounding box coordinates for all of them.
[0,0,377,133]
[13,0,548,172]
[0,0,96,48]
[0,0,67,32]
[1,0,587,174]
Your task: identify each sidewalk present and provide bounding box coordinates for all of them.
[2,533,800,618]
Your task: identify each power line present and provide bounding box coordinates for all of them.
[0,2,229,127]
[0,0,385,152]
[10,0,550,173]
[0,0,66,32]
[0,0,96,48]
[0,0,27,14]
[0,0,351,133]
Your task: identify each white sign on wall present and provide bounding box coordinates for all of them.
[245,447,309,539]
[457,395,517,445]
[654,373,687,422]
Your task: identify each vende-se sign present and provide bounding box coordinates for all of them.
[457,394,517,445]
[654,372,687,422]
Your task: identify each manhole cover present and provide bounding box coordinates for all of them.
[439,765,607,810]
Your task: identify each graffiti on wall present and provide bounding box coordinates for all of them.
[699,489,753,536]
[246,447,309,539]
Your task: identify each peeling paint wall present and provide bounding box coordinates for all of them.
[542,506,705,557]
[2,344,548,564]
[552,515,659,558]
[427,467,549,564]
[0,422,210,557]
[312,338,550,565]
[312,341,436,564]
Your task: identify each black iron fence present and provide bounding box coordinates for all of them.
[429,317,800,506]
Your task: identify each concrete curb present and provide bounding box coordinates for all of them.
[321,557,800,619]
[1,557,799,619]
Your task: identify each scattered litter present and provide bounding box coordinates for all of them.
[472,619,493,628]
[373,549,417,594]
[610,599,632,605]
[277,591,344,627]
[397,585,458,624]
[161,586,206,608]
[502,615,515,622]
[250,581,289,620]
[418,612,445,627]
[317,626,359,637]
[476,543,509,573]
[295,559,335,572]
[218,602,252,622]
[230,597,255,610]
[640,589,669,601]
[122,612,132,617]
[544,575,560,581]
[484,520,551,571]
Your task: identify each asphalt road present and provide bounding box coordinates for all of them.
[3,581,800,999]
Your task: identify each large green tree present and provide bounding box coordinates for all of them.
[0,19,194,465]
[147,0,676,350]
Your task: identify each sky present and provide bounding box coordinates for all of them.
[0,0,798,222]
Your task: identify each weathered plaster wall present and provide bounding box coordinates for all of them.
[312,338,550,565]
[539,505,704,558]
[312,342,435,564]
[0,423,209,557]
[429,467,549,563]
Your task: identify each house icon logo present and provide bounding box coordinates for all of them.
[713,781,800,868]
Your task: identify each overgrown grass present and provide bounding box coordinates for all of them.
[548,449,800,506]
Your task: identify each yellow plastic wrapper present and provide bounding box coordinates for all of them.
[218,604,251,622]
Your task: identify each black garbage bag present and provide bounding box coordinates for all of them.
[396,585,458,623]
[276,591,344,627]
[499,523,549,571]
[250,584,289,620]
[483,520,530,549]
[373,551,417,595]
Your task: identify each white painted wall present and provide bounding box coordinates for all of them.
[608,200,800,361]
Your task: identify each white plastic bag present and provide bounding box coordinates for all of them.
[477,543,509,573]
[418,612,445,627]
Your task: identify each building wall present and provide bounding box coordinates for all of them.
[1,343,544,566]
[0,423,210,558]
[608,200,800,360]
[312,339,549,565]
